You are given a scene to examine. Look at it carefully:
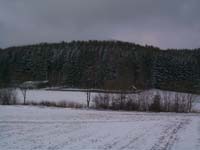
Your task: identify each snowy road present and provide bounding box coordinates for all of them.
[0,106,199,150]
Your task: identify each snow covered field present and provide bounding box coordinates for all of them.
[0,106,200,150]
[16,89,200,111]
[16,89,92,105]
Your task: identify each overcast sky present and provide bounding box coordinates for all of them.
[0,0,200,49]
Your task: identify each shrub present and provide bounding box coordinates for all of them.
[93,94,111,109]
[26,100,84,108]
[150,94,161,112]
[92,91,196,113]
[0,88,18,105]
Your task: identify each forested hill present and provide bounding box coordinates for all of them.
[0,40,200,93]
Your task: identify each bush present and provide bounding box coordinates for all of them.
[149,94,161,112]
[124,95,139,110]
[92,91,196,113]
[93,94,111,109]
[0,88,18,105]
[26,100,84,108]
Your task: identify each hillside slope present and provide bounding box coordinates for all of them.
[0,41,200,93]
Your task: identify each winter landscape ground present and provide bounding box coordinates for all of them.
[17,89,88,105]
[1,1,200,150]
[0,105,200,150]
[1,89,200,150]
[16,89,200,112]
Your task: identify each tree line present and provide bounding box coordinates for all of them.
[0,40,200,93]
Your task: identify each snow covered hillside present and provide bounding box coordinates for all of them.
[0,106,200,150]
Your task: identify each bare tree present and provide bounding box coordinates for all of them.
[186,94,196,112]
[19,83,29,105]
[86,90,91,108]
[21,88,27,104]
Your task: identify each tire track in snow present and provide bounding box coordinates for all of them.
[46,123,112,150]
[198,119,200,148]
[150,119,190,150]
[99,121,159,150]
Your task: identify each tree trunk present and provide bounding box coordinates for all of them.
[87,91,91,108]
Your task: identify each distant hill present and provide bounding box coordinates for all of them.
[0,40,200,93]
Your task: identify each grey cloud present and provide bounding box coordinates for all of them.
[0,0,200,49]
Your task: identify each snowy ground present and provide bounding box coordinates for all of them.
[16,89,91,104]
[16,89,200,111]
[0,106,200,150]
